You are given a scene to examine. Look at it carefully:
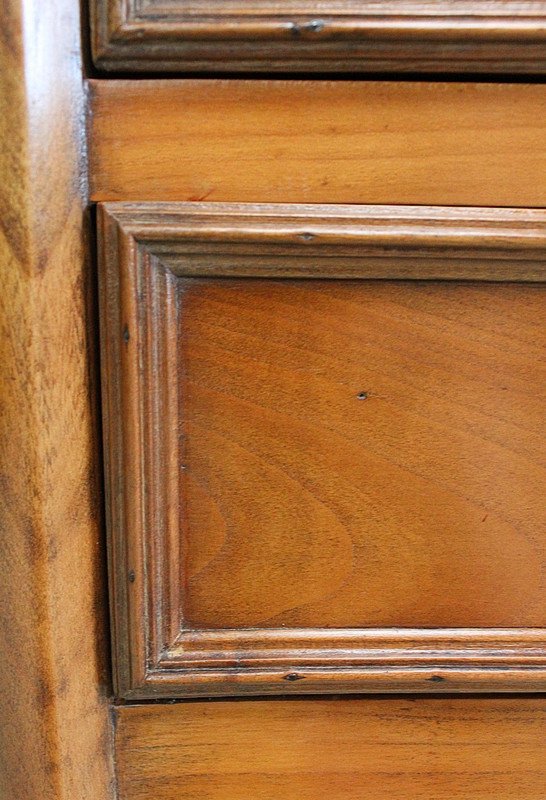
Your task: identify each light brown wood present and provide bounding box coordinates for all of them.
[90,80,546,207]
[91,0,546,73]
[99,202,546,699]
[0,2,113,799]
[115,696,546,800]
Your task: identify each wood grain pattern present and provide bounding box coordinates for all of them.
[0,2,113,799]
[99,202,546,699]
[179,279,546,629]
[91,0,546,73]
[115,696,546,800]
[89,80,546,207]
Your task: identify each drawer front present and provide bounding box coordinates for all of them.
[115,697,546,800]
[91,0,546,73]
[90,81,546,208]
[99,202,546,699]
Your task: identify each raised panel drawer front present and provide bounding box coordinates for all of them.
[99,202,546,699]
[91,0,546,73]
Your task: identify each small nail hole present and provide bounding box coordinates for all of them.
[306,19,325,32]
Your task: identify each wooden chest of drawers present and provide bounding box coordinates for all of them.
[2,2,546,799]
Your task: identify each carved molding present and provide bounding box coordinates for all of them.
[91,0,546,72]
[99,202,546,698]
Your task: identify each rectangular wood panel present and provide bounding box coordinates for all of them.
[179,279,546,631]
[115,697,546,800]
[90,80,546,207]
[91,0,546,73]
[99,202,546,699]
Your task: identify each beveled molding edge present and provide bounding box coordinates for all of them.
[91,0,546,73]
[151,629,546,699]
[101,202,546,282]
[99,202,546,699]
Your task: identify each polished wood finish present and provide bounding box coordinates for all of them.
[99,202,546,699]
[91,0,546,73]
[0,2,113,799]
[98,202,546,281]
[115,696,546,800]
[3,2,546,799]
[90,80,546,207]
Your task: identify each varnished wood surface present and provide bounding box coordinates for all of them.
[100,202,546,281]
[115,696,546,800]
[179,279,546,629]
[91,0,546,73]
[0,2,113,799]
[90,80,546,207]
[99,202,546,699]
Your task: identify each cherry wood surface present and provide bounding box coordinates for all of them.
[180,278,546,630]
[115,696,546,800]
[2,2,546,799]
[0,2,113,799]
[99,202,546,699]
[89,80,546,207]
[91,0,546,73]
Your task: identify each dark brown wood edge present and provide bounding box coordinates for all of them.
[91,0,546,73]
[101,202,546,282]
[98,201,546,700]
[0,2,114,799]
